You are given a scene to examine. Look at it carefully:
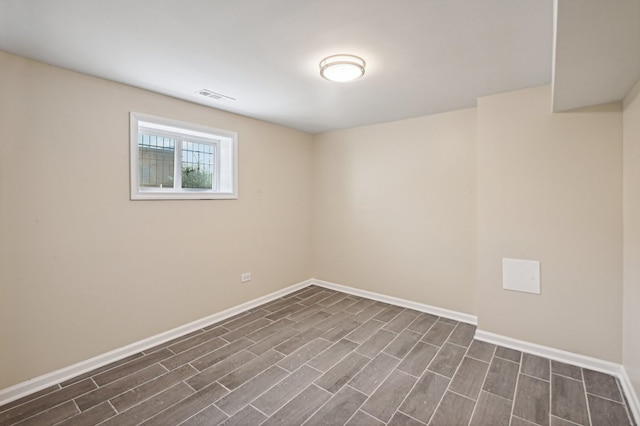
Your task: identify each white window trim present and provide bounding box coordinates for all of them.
[130,112,238,200]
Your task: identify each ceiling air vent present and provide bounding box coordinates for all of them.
[195,89,236,103]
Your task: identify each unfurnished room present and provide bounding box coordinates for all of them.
[1,0,639,425]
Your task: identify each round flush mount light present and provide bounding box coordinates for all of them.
[319,54,366,82]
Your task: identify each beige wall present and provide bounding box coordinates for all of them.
[312,109,477,315]
[0,51,313,389]
[623,78,640,396]
[477,85,623,362]
[0,49,634,393]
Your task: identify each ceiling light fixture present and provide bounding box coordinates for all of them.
[319,54,366,82]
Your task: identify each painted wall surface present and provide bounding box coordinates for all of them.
[477,85,623,362]
[0,51,313,388]
[312,109,477,315]
[0,49,634,396]
[623,78,640,398]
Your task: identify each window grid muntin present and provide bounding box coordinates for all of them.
[130,112,237,200]
[137,130,220,192]
[137,133,176,188]
[181,140,217,191]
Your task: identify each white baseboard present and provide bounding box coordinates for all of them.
[311,278,478,325]
[0,277,476,406]
[0,279,313,406]
[476,329,639,424]
[475,329,623,374]
[3,277,637,425]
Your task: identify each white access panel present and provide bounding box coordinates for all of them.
[502,258,541,294]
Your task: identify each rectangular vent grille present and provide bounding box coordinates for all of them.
[195,89,236,103]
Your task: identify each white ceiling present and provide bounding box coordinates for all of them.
[0,0,638,134]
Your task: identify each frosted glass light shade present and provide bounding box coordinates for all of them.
[319,54,366,82]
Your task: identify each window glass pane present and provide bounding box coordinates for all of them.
[181,140,215,189]
[138,133,175,188]
[131,112,237,200]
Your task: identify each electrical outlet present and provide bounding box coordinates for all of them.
[241,272,252,283]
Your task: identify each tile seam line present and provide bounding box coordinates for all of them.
[466,342,496,424]
[93,363,194,414]
[508,352,524,423]
[258,364,337,416]
[293,384,333,426]
[581,368,594,426]
[585,390,625,405]
[1,380,98,425]
[327,385,370,426]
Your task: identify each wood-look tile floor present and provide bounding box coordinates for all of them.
[1,285,636,426]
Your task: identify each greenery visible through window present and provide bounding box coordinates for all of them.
[130,112,237,200]
[181,141,214,189]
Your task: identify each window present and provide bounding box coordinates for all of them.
[130,112,237,200]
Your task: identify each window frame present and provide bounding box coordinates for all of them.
[130,112,238,200]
